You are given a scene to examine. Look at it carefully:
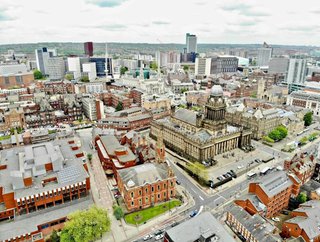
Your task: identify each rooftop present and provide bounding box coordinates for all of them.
[165,211,236,242]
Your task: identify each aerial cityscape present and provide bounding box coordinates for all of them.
[1,0,320,242]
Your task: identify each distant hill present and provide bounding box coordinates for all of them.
[0,42,316,56]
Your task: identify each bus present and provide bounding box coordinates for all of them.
[260,167,271,175]
[247,172,257,179]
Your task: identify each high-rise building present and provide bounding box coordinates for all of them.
[195,57,211,75]
[268,57,289,75]
[35,47,56,75]
[47,57,66,80]
[90,58,106,77]
[84,42,93,57]
[257,42,273,66]
[210,56,238,74]
[105,43,113,77]
[186,33,197,53]
[286,57,307,84]
[82,62,97,81]
[82,98,97,120]
[67,57,82,79]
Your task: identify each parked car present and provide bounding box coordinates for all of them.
[176,180,181,185]
[155,234,164,240]
[272,217,280,222]
[255,159,261,163]
[143,234,153,241]
[189,210,198,217]
[171,221,179,227]
[217,177,222,181]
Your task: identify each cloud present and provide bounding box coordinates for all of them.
[233,20,257,26]
[281,25,320,32]
[88,0,128,8]
[221,3,251,12]
[94,23,127,31]
[311,10,320,14]
[221,3,270,17]
[152,21,170,25]
[194,1,207,6]
[0,8,15,21]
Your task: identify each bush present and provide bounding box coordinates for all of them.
[268,126,288,142]
[299,136,308,146]
[263,136,275,143]
[113,205,124,220]
[304,112,313,126]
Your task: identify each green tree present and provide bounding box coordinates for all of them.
[50,230,60,242]
[299,136,308,145]
[80,76,89,82]
[180,88,188,94]
[304,112,313,126]
[115,102,123,111]
[297,192,307,204]
[60,206,110,242]
[268,129,281,141]
[87,153,92,161]
[120,66,128,75]
[113,205,124,220]
[150,61,158,71]
[33,69,43,80]
[263,136,275,143]
[276,126,288,140]
[65,74,74,81]
[183,65,189,71]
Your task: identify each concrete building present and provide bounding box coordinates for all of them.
[117,163,176,211]
[186,33,197,53]
[195,57,211,75]
[210,56,238,74]
[282,200,320,242]
[165,211,236,242]
[0,64,28,75]
[82,98,97,121]
[235,171,301,218]
[67,57,82,80]
[150,85,252,162]
[90,57,106,77]
[287,91,320,116]
[35,47,56,75]
[268,57,289,75]
[171,80,194,93]
[257,42,273,66]
[286,58,307,85]
[47,57,65,80]
[82,62,97,81]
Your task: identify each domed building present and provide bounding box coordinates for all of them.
[150,85,252,162]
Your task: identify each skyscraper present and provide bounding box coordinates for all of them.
[286,57,307,84]
[186,33,197,53]
[105,43,113,77]
[47,57,65,80]
[84,42,93,57]
[35,47,56,75]
[257,42,273,66]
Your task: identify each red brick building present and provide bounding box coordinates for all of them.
[0,73,35,89]
[282,200,320,242]
[44,80,75,94]
[117,163,176,211]
[284,153,316,185]
[235,171,301,218]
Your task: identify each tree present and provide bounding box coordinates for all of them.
[60,206,110,242]
[80,76,89,82]
[180,88,188,94]
[268,129,281,141]
[65,74,74,81]
[33,69,43,80]
[50,230,60,242]
[113,205,124,220]
[183,65,189,71]
[297,192,307,204]
[304,112,313,126]
[115,102,123,111]
[299,136,308,146]
[120,66,128,75]
[87,153,92,161]
[150,61,158,71]
[277,126,288,140]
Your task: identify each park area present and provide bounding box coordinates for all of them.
[124,200,181,225]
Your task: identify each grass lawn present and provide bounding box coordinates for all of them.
[125,200,181,225]
[0,135,11,141]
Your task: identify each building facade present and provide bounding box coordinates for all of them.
[150,85,252,162]
[210,56,238,74]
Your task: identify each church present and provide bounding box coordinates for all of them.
[150,85,252,162]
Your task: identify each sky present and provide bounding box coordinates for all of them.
[0,0,320,45]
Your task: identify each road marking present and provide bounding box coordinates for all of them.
[199,195,204,201]
[191,188,197,193]
[195,206,203,217]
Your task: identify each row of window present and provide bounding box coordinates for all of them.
[130,191,174,206]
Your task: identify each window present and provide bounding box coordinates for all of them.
[131,201,134,206]
[4,76,10,85]
[145,188,148,193]
[157,185,160,190]
[15,75,22,83]
[151,187,154,192]
[145,197,149,203]
[157,194,160,199]
[131,192,134,198]
[139,190,142,196]
[164,184,166,188]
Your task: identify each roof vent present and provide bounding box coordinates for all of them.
[127,179,135,188]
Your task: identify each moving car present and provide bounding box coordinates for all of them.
[189,210,198,218]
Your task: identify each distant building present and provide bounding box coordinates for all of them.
[257,42,273,66]
[82,62,97,81]
[287,91,320,116]
[186,33,197,53]
[82,98,97,121]
[84,42,93,57]
[0,72,34,89]
[67,57,82,79]
[35,47,56,75]
[195,57,211,76]
[90,57,106,77]
[0,64,28,75]
[165,211,236,242]
[286,58,307,85]
[47,57,65,80]
[210,56,238,74]
[268,57,289,75]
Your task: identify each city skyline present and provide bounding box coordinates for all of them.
[1,0,320,46]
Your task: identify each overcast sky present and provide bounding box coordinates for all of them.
[0,0,320,45]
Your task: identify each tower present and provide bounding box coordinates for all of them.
[257,78,265,99]
[156,129,165,163]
